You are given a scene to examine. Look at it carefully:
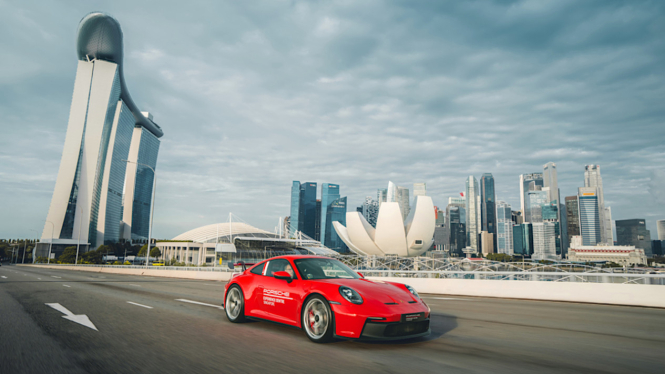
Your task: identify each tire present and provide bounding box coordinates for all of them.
[225,285,246,323]
[302,295,334,343]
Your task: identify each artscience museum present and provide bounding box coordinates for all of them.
[333,196,436,257]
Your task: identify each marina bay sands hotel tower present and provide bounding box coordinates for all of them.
[38,13,164,257]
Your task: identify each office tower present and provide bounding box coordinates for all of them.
[616,219,653,257]
[466,176,480,250]
[585,165,613,244]
[565,196,580,246]
[446,205,466,256]
[315,200,322,241]
[496,201,514,255]
[512,211,523,225]
[396,186,410,221]
[324,196,348,252]
[578,187,601,246]
[658,220,665,240]
[513,223,533,256]
[320,183,340,245]
[377,189,387,204]
[519,173,544,217]
[543,162,559,204]
[413,183,427,197]
[480,173,496,251]
[289,181,317,239]
[40,13,164,254]
[289,182,301,237]
[361,197,379,227]
[532,222,558,260]
[652,240,663,256]
[387,181,397,202]
[526,189,548,223]
[448,196,465,205]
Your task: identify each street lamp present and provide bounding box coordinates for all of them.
[122,159,156,269]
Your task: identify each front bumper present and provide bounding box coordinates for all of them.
[359,319,431,341]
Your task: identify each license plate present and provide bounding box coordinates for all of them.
[401,312,425,322]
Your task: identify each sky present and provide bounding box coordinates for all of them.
[0,0,664,239]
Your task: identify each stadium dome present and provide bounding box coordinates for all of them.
[172,222,278,243]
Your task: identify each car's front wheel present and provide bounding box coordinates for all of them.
[302,295,334,343]
[225,285,246,323]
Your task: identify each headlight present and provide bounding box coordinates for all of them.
[405,285,419,299]
[339,286,363,304]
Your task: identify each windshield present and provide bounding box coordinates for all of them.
[293,258,360,280]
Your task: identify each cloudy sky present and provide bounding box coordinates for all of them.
[0,0,663,239]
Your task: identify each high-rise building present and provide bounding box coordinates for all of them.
[616,219,653,257]
[543,162,559,204]
[446,205,466,257]
[480,231,494,255]
[324,196,348,252]
[413,183,427,197]
[314,200,322,241]
[361,196,379,227]
[320,183,340,245]
[396,186,410,221]
[480,173,496,250]
[565,196,580,248]
[387,181,397,203]
[578,187,601,246]
[585,165,613,244]
[526,189,548,223]
[435,207,445,226]
[532,222,558,261]
[656,220,665,241]
[377,189,387,204]
[39,13,164,257]
[289,181,317,239]
[513,223,533,256]
[466,176,480,250]
[496,201,513,255]
[289,182,301,237]
[519,173,544,218]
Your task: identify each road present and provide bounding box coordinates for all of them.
[1,264,664,373]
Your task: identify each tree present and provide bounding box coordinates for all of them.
[58,246,78,264]
[137,244,149,257]
[150,247,161,259]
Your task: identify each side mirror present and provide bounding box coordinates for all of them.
[357,272,364,278]
[273,271,293,283]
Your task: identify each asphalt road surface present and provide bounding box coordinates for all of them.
[1,265,664,374]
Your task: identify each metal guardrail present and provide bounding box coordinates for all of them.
[361,270,665,285]
[34,264,237,272]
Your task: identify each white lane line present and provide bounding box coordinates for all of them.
[127,301,153,309]
[175,299,224,310]
[129,284,141,287]
[52,276,62,279]
[38,278,42,280]
[1,276,7,279]
[63,285,71,288]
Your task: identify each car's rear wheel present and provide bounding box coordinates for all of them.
[225,285,246,323]
[302,295,334,343]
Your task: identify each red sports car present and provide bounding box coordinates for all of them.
[223,255,430,343]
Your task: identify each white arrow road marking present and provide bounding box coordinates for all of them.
[45,303,98,331]
[63,285,71,288]
[175,299,224,310]
[1,276,7,279]
[52,276,62,279]
[38,278,41,280]
[127,301,153,309]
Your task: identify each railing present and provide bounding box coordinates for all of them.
[34,264,237,272]
[361,270,665,285]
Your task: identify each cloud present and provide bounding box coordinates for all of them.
[0,0,664,238]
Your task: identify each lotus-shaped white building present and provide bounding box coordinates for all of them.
[333,196,435,257]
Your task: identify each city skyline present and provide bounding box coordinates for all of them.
[1,1,664,239]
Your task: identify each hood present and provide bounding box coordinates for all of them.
[322,278,416,304]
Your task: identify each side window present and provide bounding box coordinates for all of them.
[250,262,266,275]
[265,259,290,277]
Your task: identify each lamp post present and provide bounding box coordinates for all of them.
[122,159,156,269]
[45,221,54,264]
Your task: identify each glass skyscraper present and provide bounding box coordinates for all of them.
[325,196,348,252]
[578,187,601,246]
[480,173,496,248]
[585,165,613,244]
[320,183,340,245]
[496,201,513,255]
[616,219,653,257]
[519,173,544,220]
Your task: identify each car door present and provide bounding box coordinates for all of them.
[243,261,267,316]
[259,259,304,325]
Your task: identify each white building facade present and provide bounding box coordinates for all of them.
[496,201,514,255]
[567,236,646,266]
[466,176,480,250]
[532,222,559,261]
